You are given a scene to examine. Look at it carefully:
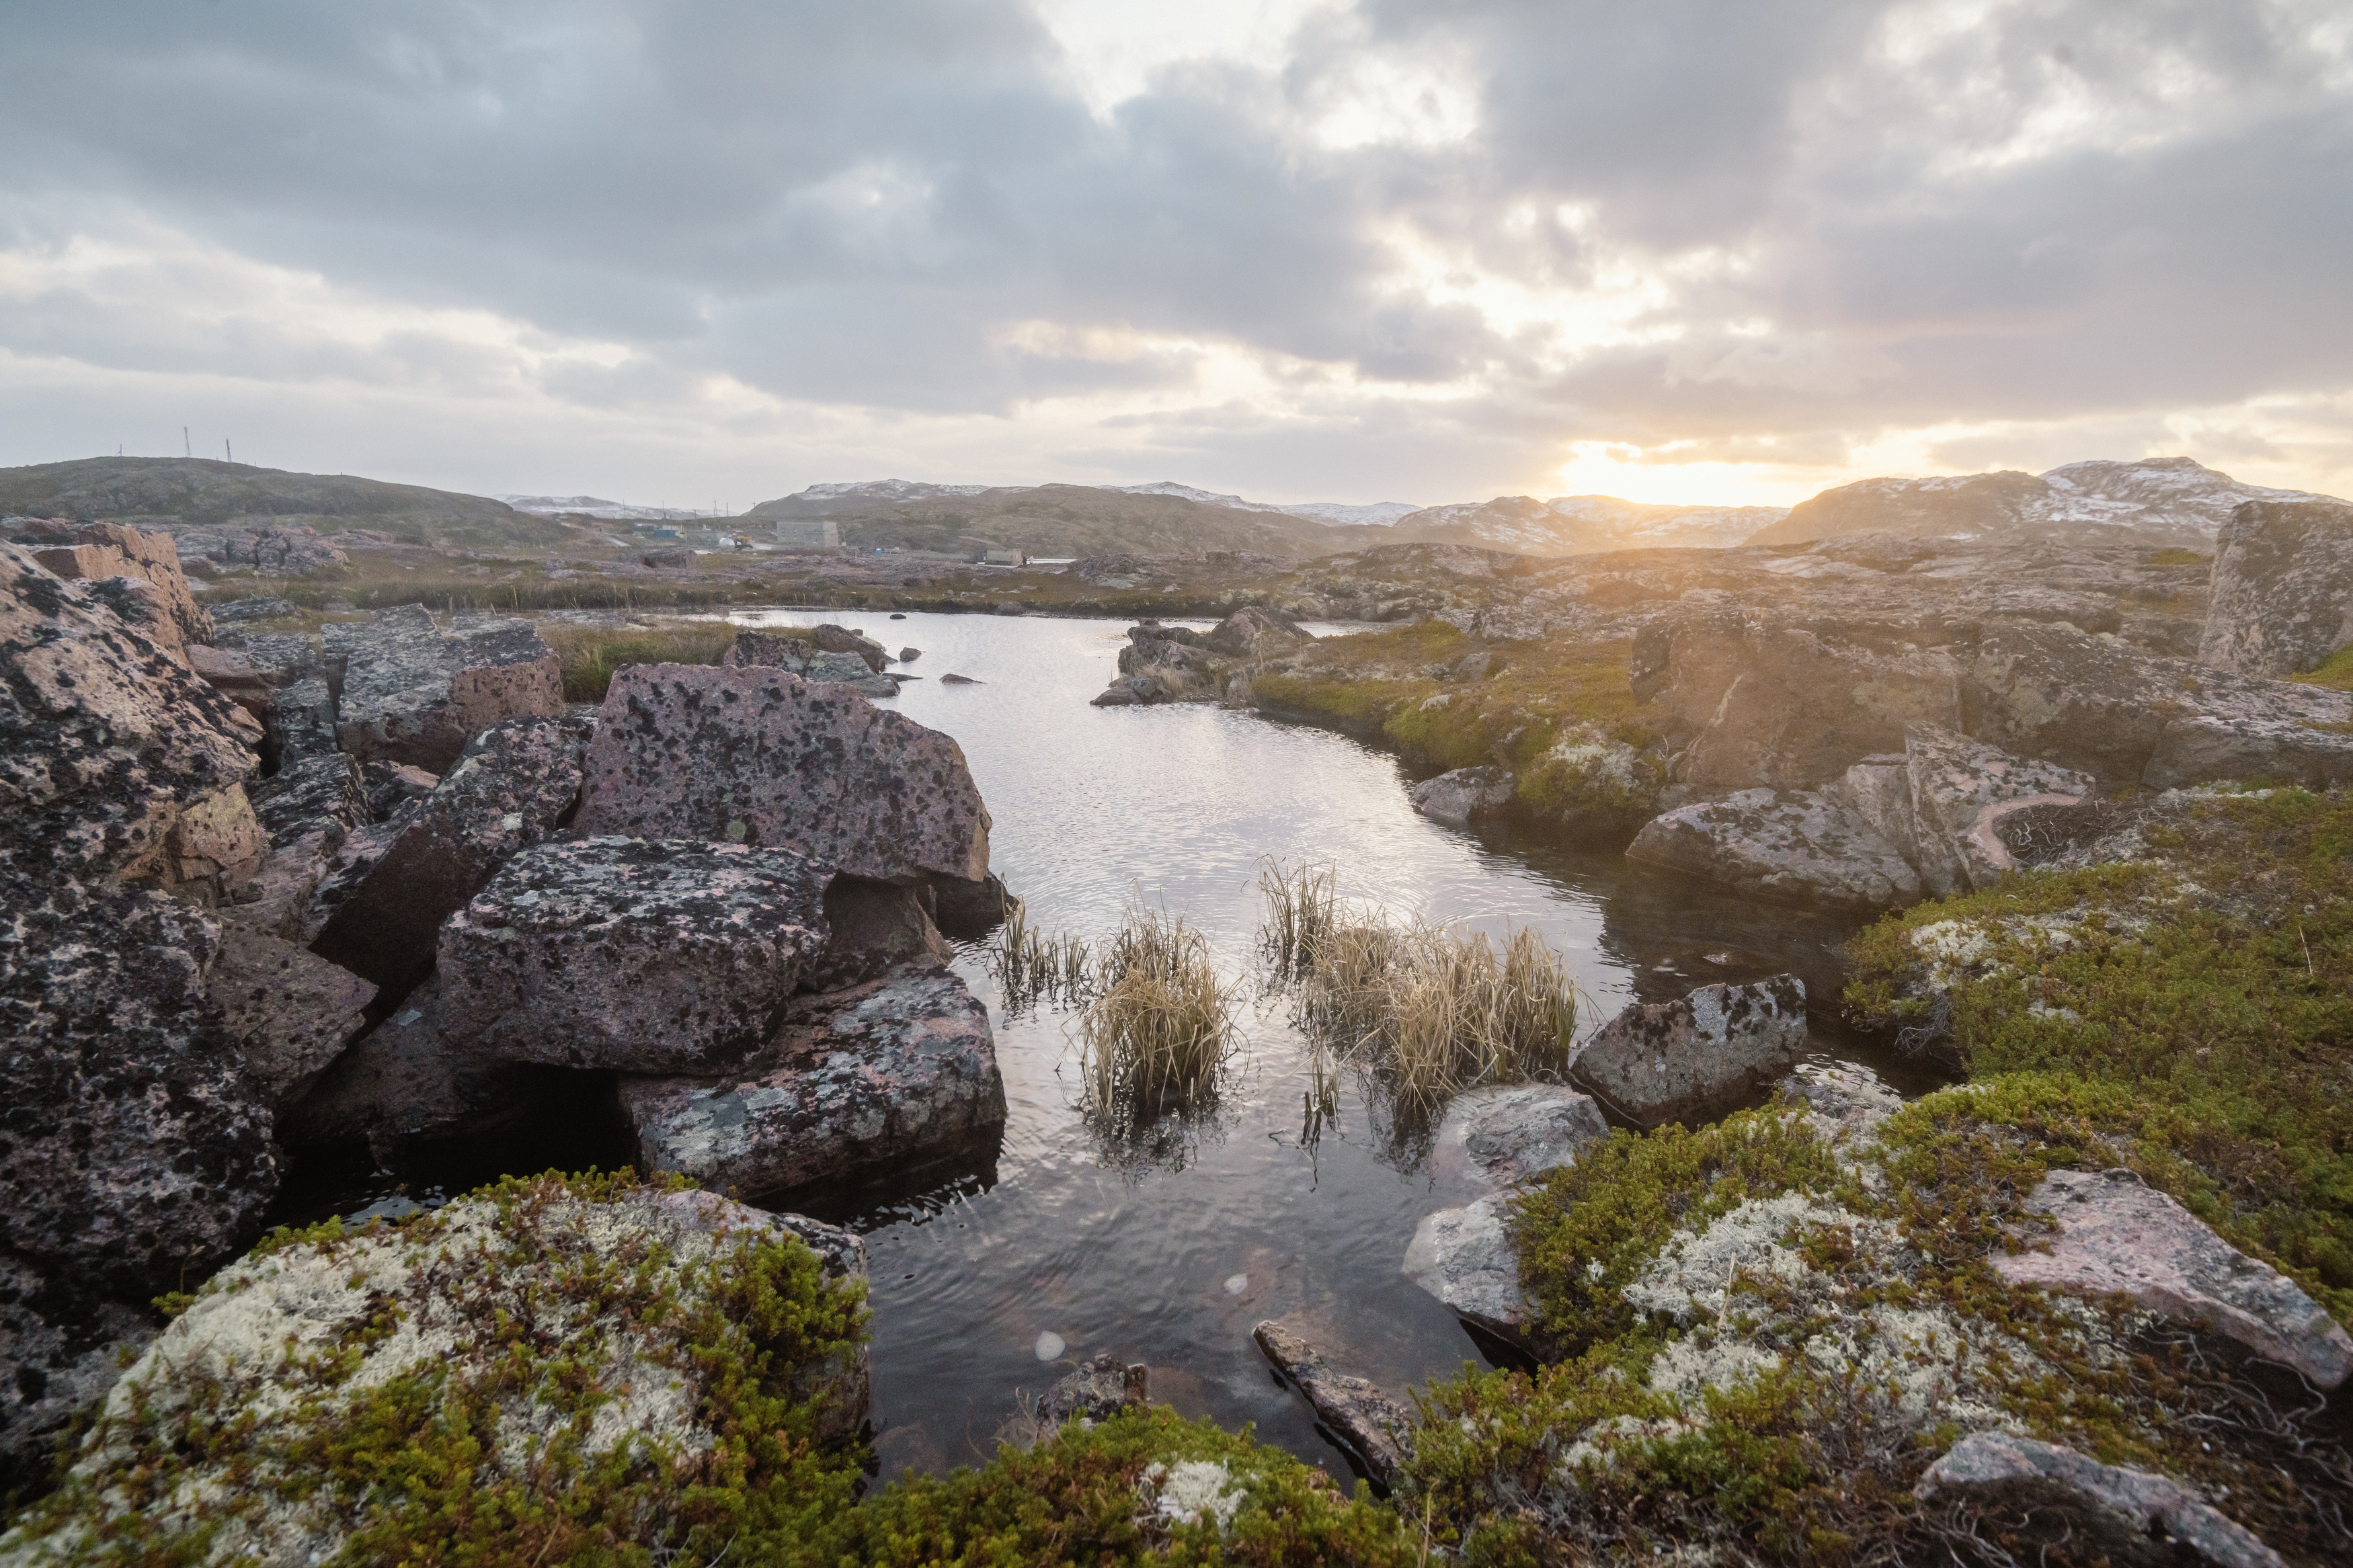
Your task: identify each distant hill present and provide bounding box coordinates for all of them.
[748,481,1390,556]
[1382,494,1789,554]
[0,458,571,550]
[1746,458,2324,548]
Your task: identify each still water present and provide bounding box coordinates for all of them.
[705,608,1932,1484]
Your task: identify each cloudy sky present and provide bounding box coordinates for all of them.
[2,0,2348,509]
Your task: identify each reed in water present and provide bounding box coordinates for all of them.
[1078,906,1240,1120]
[991,901,1094,1012]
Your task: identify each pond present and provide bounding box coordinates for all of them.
[701,608,1933,1485]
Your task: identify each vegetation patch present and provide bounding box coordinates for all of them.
[540,618,745,701]
[1078,907,1244,1124]
[2290,641,2353,692]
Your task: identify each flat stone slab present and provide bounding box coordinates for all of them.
[577,663,991,883]
[1900,722,2093,896]
[1403,1196,1528,1340]
[1435,1083,1610,1190]
[438,836,830,1073]
[621,962,1006,1199]
[1917,1432,2283,1568]
[1627,788,1922,911]
[1570,975,1810,1128]
[1252,1319,1417,1491]
[1993,1167,2353,1389]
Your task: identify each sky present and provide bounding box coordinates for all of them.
[1,0,2348,510]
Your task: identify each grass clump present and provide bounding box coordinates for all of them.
[539,618,742,701]
[992,899,1095,1012]
[2290,641,2353,692]
[1078,907,1242,1121]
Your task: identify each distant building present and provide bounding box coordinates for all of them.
[773,519,841,548]
[981,548,1027,567]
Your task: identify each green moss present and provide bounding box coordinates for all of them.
[2290,641,2353,692]
[1843,788,2353,1315]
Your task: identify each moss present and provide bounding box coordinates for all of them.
[2290,641,2353,692]
[786,1408,1419,1565]
[539,620,743,701]
[1843,788,2353,1315]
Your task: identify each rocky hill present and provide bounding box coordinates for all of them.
[1747,456,2323,548]
[1388,494,1786,554]
[746,481,1390,557]
[0,458,573,551]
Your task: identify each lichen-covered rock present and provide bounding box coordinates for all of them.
[294,814,405,946]
[264,673,340,761]
[438,836,831,1073]
[2198,498,2353,679]
[329,607,561,771]
[309,713,591,989]
[1408,765,1515,825]
[244,751,369,847]
[1993,1167,2353,1389]
[1435,1083,1609,1190]
[0,1175,871,1567]
[623,962,1006,1199]
[1627,788,1921,911]
[723,630,898,695]
[31,522,211,651]
[207,919,374,1110]
[1036,1353,1148,1425]
[1403,1196,1528,1339]
[165,522,348,578]
[577,663,992,884]
[1201,605,1307,659]
[1252,1319,1416,1491]
[2,542,264,892]
[1896,723,2093,896]
[0,1256,155,1502]
[1571,975,1810,1128]
[810,622,889,671]
[805,874,952,991]
[1916,1432,2285,1568]
[0,882,274,1294]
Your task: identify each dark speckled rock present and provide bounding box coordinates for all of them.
[438,835,830,1073]
[575,663,991,884]
[621,962,1006,1200]
[327,607,561,772]
[1570,975,1809,1128]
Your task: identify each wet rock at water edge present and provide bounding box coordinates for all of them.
[0,1255,156,1502]
[576,662,992,884]
[278,976,549,1161]
[1200,604,1308,659]
[437,835,831,1074]
[1570,975,1810,1128]
[1402,1196,1529,1342]
[1435,1083,1610,1190]
[1629,788,1920,911]
[309,713,592,991]
[1993,1167,2353,1389]
[929,868,1022,939]
[1035,1354,1149,1426]
[939,672,982,684]
[1252,1319,1417,1491]
[803,874,952,991]
[1409,765,1515,826]
[724,630,898,696]
[1916,1432,2285,1568]
[622,962,1007,1200]
[1,1181,871,1565]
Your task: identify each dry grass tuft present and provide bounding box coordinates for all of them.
[1078,908,1240,1121]
[1259,862,1578,1115]
[990,901,1094,1013]
[539,619,742,702]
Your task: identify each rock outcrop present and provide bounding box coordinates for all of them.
[1093,608,1313,707]
[167,522,348,578]
[2198,498,2353,677]
[437,837,832,1074]
[1403,1196,1527,1341]
[1993,1167,2353,1389]
[1570,976,1810,1128]
[1627,788,1923,911]
[327,606,562,771]
[623,962,1006,1198]
[206,919,374,1111]
[1435,1083,1611,1190]
[1916,1432,2284,1568]
[1408,765,1515,825]
[0,1258,155,1501]
[1252,1319,1417,1491]
[278,977,545,1159]
[2,1178,870,1565]
[308,713,592,989]
[577,663,992,885]
[725,629,898,696]
[30,521,212,651]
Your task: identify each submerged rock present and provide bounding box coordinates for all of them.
[1570,975,1810,1128]
[1,1178,870,1566]
[438,836,831,1074]
[1409,765,1515,826]
[1436,1083,1610,1190]
[1035,1354,1148,1425]
[1915,1432,2284,1568]
[1993,1167,2353,1389]
[623,962,1006,1200]
[1252,1319,1417,1491]
[577,662,992,884]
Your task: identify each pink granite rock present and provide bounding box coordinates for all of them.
[327,607,561,771]
[1570,975,1810,1128]
[32,522,212,650]
[438,836,831,1073]
[1,542,263,892]
[621,962,1006,1198]
[208,918,376,1110]
[278,975,551,1160]
[1917,1431,2282,1568]
[1994,1167,2352,1388]
[576,663,992,884]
